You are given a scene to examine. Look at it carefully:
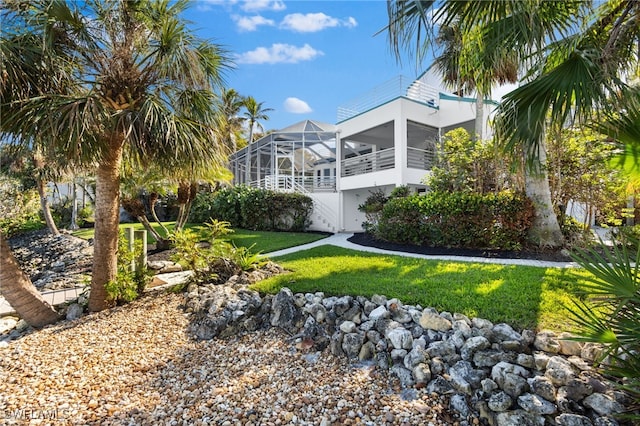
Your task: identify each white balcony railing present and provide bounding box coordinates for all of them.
[341,148,395,177]
[337,76,439,122]
[407,147,435,170]
[257,175,335,192]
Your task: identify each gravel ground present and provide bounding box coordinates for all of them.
[0,293,459,426]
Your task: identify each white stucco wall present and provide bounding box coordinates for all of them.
[341,185,395,233]
[307,192,340,233]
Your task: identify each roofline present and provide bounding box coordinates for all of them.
[336,96,439,125]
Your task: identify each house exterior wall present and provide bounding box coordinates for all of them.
[341,185,394,233]
[307,192,340,233]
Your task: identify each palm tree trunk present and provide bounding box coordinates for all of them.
[88,138,123,312]
[35,177,59,235]
[148,192,170,235]
[474,95,484,141]
[70,179,79,230]
[525,139,564,248]
[245,120,254,184]
[0,233,60,327]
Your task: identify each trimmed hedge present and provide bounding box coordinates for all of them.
[190,186,313,232]
[375,191,534,250]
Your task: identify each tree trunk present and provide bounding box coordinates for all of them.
[474,95,484,141]
[148,192,170,235]
[525,139,564,248]
[35,177,59,235]
[69,179,79,230]
[245,120,254,184]
[88,137,124,312]
[0,233,60,327]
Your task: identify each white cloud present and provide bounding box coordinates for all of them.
[280,12,357,33]
[284,97,312,114]
[241,0,285,12]
[236,43,323,64]
[233,15,275,31]
[195,0,237,12]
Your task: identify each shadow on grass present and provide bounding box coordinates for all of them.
[253,245,587,331]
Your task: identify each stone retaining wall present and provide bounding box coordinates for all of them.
[185,269,635,426]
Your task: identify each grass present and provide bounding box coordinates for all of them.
[228,229,327,253]
[72,222,328,253]
[250,245,592,331]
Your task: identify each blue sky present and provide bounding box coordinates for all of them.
[182,0,423,131]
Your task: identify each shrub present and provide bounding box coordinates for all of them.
[0,178,43,236]
[192,186,313,232]
[358,188,389,234]
[376,191,534,250]
[171,219,265,285]
[105,230,150,304]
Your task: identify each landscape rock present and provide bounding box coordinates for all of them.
[518,393,557,415]
[535,330,561,354]
[495,409,545,426]
[583,393,624,416]
[546,356,577,386]
[488,391,513,412]
[419,311,452,331]
[555,413,594,426]
[65,303,84,321]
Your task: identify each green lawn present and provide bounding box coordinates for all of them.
[251,245,591,331]
[72,222,328,253]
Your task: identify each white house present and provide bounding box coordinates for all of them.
[229,72,497,233]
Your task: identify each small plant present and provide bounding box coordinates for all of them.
[569,235,640,421]
[172,219,266,284]
[105,230,150,304]
[228,244,267,272]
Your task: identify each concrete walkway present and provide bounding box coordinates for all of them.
[0,286,84,317]
[265,233,578,268]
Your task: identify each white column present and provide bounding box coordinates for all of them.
[394,114,407,186]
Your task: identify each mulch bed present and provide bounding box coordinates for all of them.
[348,232,574,263]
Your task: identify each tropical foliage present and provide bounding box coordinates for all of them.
[570,236,640,420]
[1,0,232,311]
[427,128,521,194]
[191,186,314,232]
[375,191,534,250]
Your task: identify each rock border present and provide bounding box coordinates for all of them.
[185,273,636,426]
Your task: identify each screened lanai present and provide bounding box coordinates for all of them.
[230,120,338,192]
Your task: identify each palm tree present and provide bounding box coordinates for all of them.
[1,0,232,311]
[218,88,246,153]
[0,232,60,327]
[242,96,273,184]
[433,19,518,140]
[384,0,636,248]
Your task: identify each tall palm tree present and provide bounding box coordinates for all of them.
[384,0,635,248]
[433,19,518,140]
[1,233,60,327]
[1,0,232,311]
[242,96,273,184]
[218,88,246,153]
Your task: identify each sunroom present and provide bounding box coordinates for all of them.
[230,120,338,193]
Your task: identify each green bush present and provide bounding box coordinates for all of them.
[171,219,265,285]
[375,191,534,250]
[0,181,43,237]
[191,186,313,232]
[358,188,389,234]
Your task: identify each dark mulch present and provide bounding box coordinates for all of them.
[348,232,574,263]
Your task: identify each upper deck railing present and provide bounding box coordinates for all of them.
[337,76,439,122]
